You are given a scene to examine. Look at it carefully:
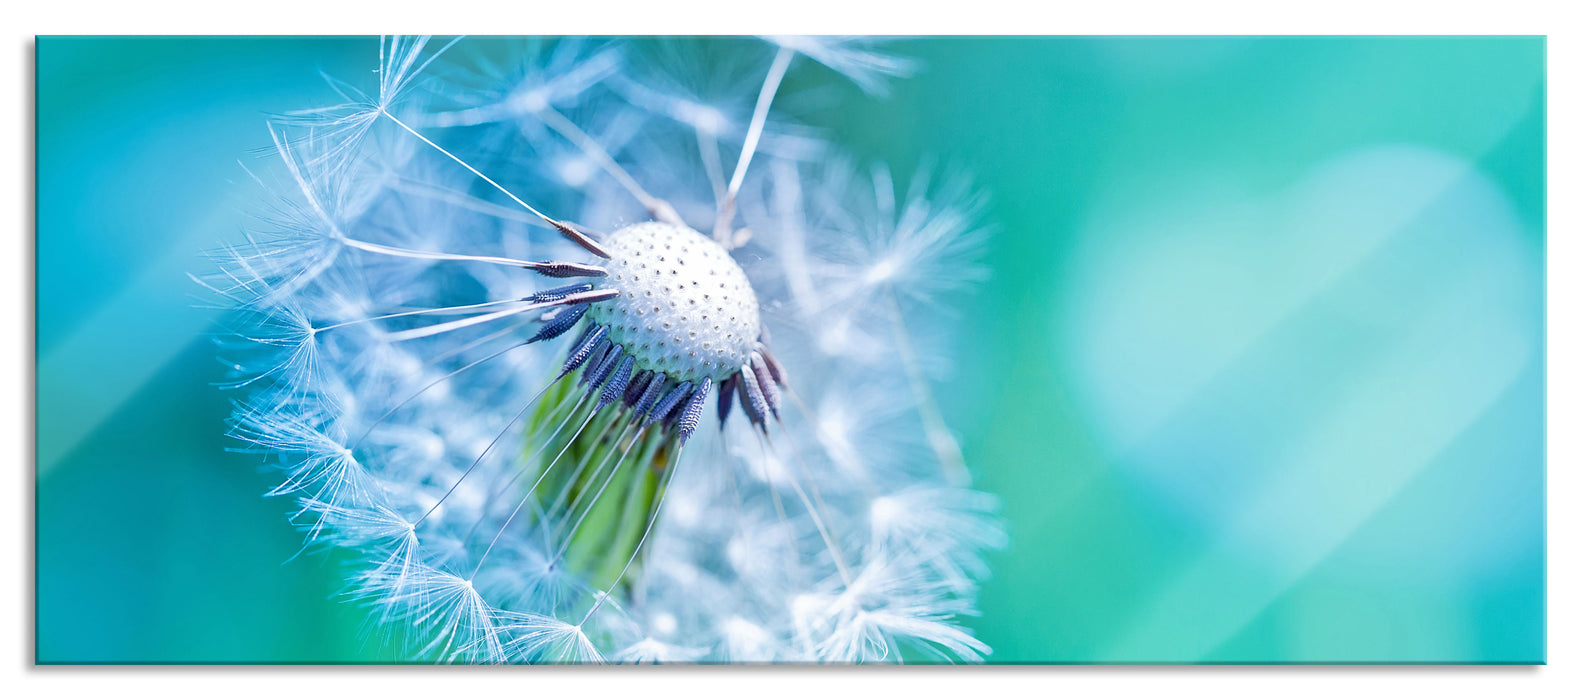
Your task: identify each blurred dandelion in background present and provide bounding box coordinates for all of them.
[201,35,1004,663]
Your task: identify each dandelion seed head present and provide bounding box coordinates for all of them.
[207,34,1006,664]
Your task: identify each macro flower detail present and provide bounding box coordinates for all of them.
[205,35,1004,663]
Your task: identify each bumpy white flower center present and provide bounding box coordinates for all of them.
[586,222,761,383]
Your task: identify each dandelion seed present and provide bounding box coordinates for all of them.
[208,34,1004,663]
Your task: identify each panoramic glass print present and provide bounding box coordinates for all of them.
[36,35,1544,664]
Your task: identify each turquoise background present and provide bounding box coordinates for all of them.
[35,37,1545,663]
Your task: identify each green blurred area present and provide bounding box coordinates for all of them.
[35,37,1544,663]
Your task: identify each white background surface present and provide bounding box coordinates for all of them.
[7,2,1575,697]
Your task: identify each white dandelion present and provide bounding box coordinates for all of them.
[205,35,1003,663]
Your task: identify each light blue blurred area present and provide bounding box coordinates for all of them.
[36,37,387,662]
[35,36,1544,663]
[858,37,1544,663]
[1063,144,1541,661]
